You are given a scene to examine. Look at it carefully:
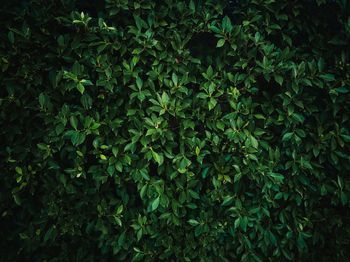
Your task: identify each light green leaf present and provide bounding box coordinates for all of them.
[187,219,200,226]
[70,116,78,130]
[77,83,85,94]
[151,197,160,211]
[152,151,164,165]
[136,76,143,89]
[172,73,178,86]
[216,39,225,48]
[250,136,259,149]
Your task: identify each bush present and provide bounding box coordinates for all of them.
[1,0,350,261]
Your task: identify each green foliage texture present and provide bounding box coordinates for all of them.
[1,0,350,261]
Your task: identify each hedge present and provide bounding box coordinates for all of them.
[1,0,350,261]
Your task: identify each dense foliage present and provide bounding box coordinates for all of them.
[1,0,350,261]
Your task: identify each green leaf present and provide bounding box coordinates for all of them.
[172,73,178,86]
[187,219,200,226]
[80,79,93,86]
[77,83,85,94]
[136,76,143,89]
[188,189,200,199]
[116,205,124,215]
[152,151,164,166]
[39,93,46,108]
[334,87,349,94]
[234,217,240,229]
[222,16,233,32]
[240,216,248,232]
[70,131,85,146]
[202,167,209,178]
[341,134,350,142]
[161,92,169,105]
[254,32,261,43]
[15,166,23,175]
[189,0,195,13]
[151,197,160,211]
[274,75,283,86]
[282,132,293,142]
[70,116,78,130]
[216,39,225,48]
[250,136,259,149]
[8,31,14,44]
[340,192,348,205]
[195,146,200,156]
[274,192,283,200]
[270,172,284,182]
[222,196,234,206]
[208,97,217,110]
[320,73,335,81]
[80,94,92,109]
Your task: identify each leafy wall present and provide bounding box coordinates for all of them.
[1,0,350,261]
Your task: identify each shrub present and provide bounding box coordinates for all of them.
[1,0,350,261]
